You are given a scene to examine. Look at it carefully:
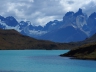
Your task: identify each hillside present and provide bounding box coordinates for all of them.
[84,33,96,43]
[60,43,96,60]
[74,33,96,46]
[0,29,75,50]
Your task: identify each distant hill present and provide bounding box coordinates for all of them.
[75,33,96,46]
[84,33,96,43]
[0,29,75,50]
[60,43,96,60]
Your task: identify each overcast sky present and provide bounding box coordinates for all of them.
[0,0,96,26]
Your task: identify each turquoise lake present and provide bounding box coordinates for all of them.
[0,50,96,72]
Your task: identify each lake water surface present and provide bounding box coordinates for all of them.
[0,50,96,72]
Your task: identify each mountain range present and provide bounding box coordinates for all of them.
[0,8,96,43]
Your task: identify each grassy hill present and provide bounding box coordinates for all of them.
[60,43,96,60]
[0,29,75,50]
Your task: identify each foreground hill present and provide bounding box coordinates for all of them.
[0,29,75,50]
[60,43,96,60]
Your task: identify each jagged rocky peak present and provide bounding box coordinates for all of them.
[6,16,17,21]
[19,21,28,28]
[20,21,26,24]
[63,8,85,22]
[26,21,31,25]
[89,12,96,19]
[65,11,74,16]
[44,20,59,27]
[20,21,31,26]
[5,16,18,26]
[63,11,74,22]
[0,15,5,21]
[74,8,84,16]
[53,20,58,22]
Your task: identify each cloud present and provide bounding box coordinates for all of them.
[60,0,96,13]
[0,0,96,26]
[67,1,74,4]
[82,1,96,15]
[28,0,34,2]
[35,16,56,26]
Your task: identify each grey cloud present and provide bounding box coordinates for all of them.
[0,0,96,26]
[67,1,74,4]
[82,1,96,16]
[0,0,67,26]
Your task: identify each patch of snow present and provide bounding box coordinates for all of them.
[19,22,23,25]
[5,25,21,32]
[0,20,21,32]
[26,21,31,26]
[51,23,56,26]
[76,15,87,28]
[29,29,47,36]
[72,25,77,28]
[0,20,7,26]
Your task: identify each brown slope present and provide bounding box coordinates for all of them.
[84,33,96,43]
[75,33,96,46]
[60,43,96,60]
[60,33,96,60]
[0,29,75,50]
